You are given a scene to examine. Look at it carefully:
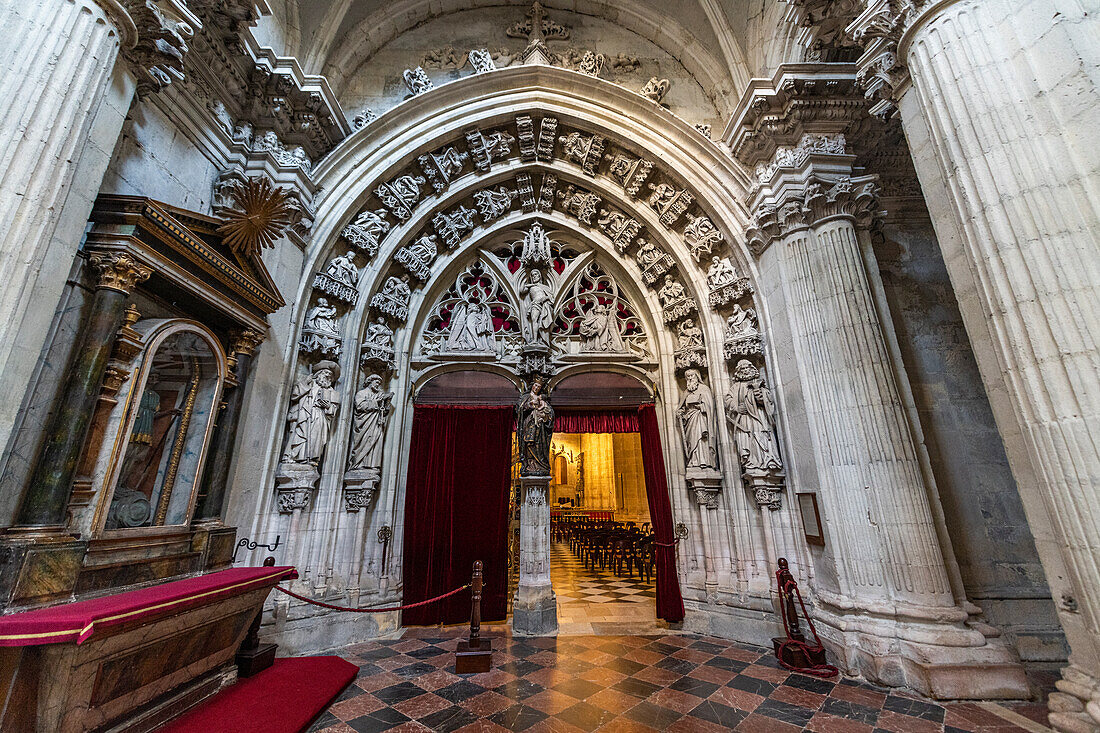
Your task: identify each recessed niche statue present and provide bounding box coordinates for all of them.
[579,302,625,352]
[726,360,783,471]
[520,268,554,346]
[325,250,359,288]
[445,287,495,352]
[517,376,554,477]
[349,373,393,471]
[677,368,718,471]
[281,361,340,466]
[706,256,738,290]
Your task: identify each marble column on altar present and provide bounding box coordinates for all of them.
[10,252,151,534]
[848,0,1100,726]
[195,329,266,522]
[730,67,1028,697]
[0,0,192,464]
[513,476,558,635]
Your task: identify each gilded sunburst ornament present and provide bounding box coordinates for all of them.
[216,176,295,257]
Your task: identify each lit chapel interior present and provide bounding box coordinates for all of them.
[0,0,1097,731]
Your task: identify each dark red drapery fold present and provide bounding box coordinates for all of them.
[638,404,686,623]
[402,405,513,624]
[553,409,639,434]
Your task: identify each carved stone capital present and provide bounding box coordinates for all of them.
[277,487,312,514]
[745,175,880,254]
[88,252,153,294]
[742,468,786,511]
[114,0,200,97]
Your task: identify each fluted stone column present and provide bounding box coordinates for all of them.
[12,252,151,532]
[0,0,193,490]
[743,159,1027,698]
[847,1,1100,727]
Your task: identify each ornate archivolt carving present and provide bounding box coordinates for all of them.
[603,152,653,198]
[395,235,440,282]
[647,183,694,228]
[314,251,360,304]
[433,205,479,248]
[361,317,397,373]
[517,115,558,161]
[403,66,434,96]
[557,184,601,224]
[682,214,725,262]
[419,146,469,192]
[723,304,764,358]
[558,131,606,176]
[554,261,648,358]
[376,175,427,222]
[370,275,413,322]
[474,186,518,222]
[657,275,697,324]
[537,174,557,212]
[641,77,670,103]
[342,209,391,257]
[300,297,342,358]
[634,238,675,285]
[706,256,753,308]
[466,129,516,172]
[597,209,642,253]
[674,318,707,370]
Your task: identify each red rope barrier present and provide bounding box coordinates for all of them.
[274,583,470,613]
[775,571,839,678]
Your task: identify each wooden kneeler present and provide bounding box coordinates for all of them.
[455,561,492,673]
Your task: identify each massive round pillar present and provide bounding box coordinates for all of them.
[855,0,1100,727]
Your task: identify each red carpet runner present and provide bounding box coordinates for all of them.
[160,656,358,733]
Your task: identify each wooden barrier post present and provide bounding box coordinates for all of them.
[455,560,492,673]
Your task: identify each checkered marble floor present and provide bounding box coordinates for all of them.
[309,627,1052,733]
[551,542,656,604]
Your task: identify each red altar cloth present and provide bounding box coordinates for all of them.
[0,565,296,647]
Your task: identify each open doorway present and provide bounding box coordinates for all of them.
[549,431,659,633]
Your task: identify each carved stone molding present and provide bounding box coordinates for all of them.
[88,252,153,294]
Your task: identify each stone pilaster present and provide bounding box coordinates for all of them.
[729,66,1028,698]
[868,1,1100,727]
[512,476,557,635]
[11,252,150,533]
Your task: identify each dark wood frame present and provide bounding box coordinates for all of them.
[796,492,825,546]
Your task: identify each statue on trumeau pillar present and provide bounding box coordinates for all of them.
[517,376,554,477]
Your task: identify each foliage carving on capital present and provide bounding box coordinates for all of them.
[745,176,880,253]
[88,252,153,294]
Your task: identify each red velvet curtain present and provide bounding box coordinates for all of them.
[638,404,686,623]
[403,405,513,624]
[554,409,639,433]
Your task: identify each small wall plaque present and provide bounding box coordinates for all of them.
[797,492,825,546]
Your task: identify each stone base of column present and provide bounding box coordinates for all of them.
[1049,665,1100,733]
[512,583,558,636]
[815,602,1030,699]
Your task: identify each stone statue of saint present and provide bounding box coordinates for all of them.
[364,317,394,349]
[677,368,718,470]
[658,276,686,307]
[725,304,759,340]
[281,361,340,465]
[520,268,554,346]
[636,239,663,267]
[325,251,359,287]
[706,256,738,290]
[517,376,554,476]
[305,298,340,335]
[445,289,495,352]
[349,373,393,471]
[726,360,782,471]
[676,319,704,350]
[579,302,624,352]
